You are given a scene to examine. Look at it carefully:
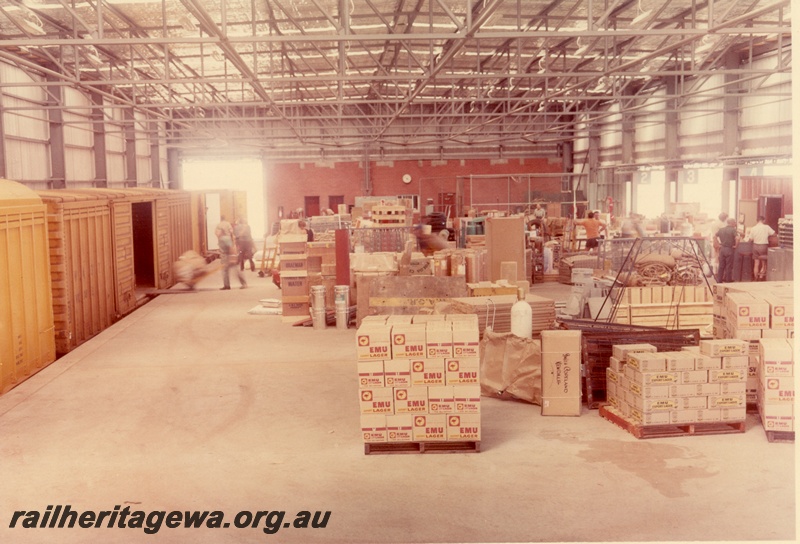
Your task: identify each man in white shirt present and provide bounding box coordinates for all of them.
[745,215,776,280]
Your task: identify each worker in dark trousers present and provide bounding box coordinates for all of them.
[714,218,739,283]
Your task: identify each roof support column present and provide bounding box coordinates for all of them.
[0,89,6,179]
[124,107,138,186]
[150,119,162,187]
[46,74,66,189]
[621,95,637,214]
[721,52,741,216]
[91,92,108,188]
[664,76,679,211]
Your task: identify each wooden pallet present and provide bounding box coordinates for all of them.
[765,430,795,443]
[599,405,745,439]
[364,441,480,455]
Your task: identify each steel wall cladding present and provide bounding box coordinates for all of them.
[0,179,56,393]
[36,190,117,355]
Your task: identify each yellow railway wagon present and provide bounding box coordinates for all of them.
[0,179,56,393]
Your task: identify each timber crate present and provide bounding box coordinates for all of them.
[599,405,745,439]
[365,441,480,455]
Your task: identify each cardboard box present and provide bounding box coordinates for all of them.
[720,355,749,369]
[708,393,745,408]
[412,414,447,441]
[360,414,387,443]
[410,359,445,386]
[762,328,789,338]
[609,356,625,372]
[719,407,746,421]
[359,387,394,415]
[764,296,794,329]
[758,377,795,404]
[279,241,307,255]
[629,369,679,386]
[607,380,618,399]
[708,369,747,383]
[630,409,671,426]
[760,403,794,431]
[681,345,701,354]
[393,387,428,413]
[628,382,671,399]
[385,414,414,442]
[606,367,619,385]
[357,360,385,388]
[541,396,582,416]
[759,339,794,377]
[427,386,455,414]
[674,396,709,410]
[611,343,657,361]
[426,321,453,358]
[679,370,709,384]
[719,382,747,395]
[445,357,480,385]
[390,323,427,359]
[386,315,414,325]
[725,292,770,329]
[663,352,696,371]
[452,385,481,413]
[282,298,310,317]
[725,326,762,341]
[446,413,481,441]
[451,320,480,358]
[541,330,582,354]
[413,314,446,323]
[626,353,667,372]
[281,275,310,297]
[279,254,308,273]
[542,349,581,416]
[670,383,720,397]
[671,409,721,424]
[694,355,722,371]
[629,394,678,412]
[383,359,411,387]
[356,323,392,360]
[699,339,749,357]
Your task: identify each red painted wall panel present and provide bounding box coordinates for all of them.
[264,157,564,227]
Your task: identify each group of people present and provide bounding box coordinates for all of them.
[215,215,256,290]
[713,212,776,283]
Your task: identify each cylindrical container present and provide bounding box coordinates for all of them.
[311,285,326,310]
[334,285,350,304]
[312,308,327,330]
[510,300,532,339]
[335,306,349,330]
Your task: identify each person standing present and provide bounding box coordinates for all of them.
[215,215,247,290]
[575,211,607,254]
[714,218,739,283]
[745,215,776,280]
[298,219,314,242]
[234,217,256,272]
[710,212,728,274]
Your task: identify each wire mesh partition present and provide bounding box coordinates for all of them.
[350,227,416,253]
[595,237,714,326]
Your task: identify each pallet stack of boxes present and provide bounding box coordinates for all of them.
[605,339,749,426]
[280,241,310,321]
[357,314,481,447]
[710,282,795,434]
[306,241,337,308]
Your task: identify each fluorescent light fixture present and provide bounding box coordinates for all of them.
[631,9,654,28]
[575,44,590,57]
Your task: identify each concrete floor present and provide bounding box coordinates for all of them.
[0,273,795,544]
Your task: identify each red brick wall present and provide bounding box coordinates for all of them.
[265,157,564,227]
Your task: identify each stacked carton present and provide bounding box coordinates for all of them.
[711,281,794,428]
[307,241,337,307]
[757,338,795,433]
[605,339,749,426]
[357,314,481,446]
[280,241,310,320]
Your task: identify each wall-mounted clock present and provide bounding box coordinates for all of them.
[402,173,412,184]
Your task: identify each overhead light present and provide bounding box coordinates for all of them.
[630,9,654,28]
[212,50,224,62]
[8,6,45,35]
[575,44,590,57]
